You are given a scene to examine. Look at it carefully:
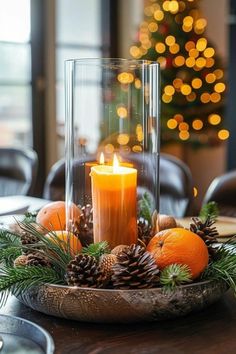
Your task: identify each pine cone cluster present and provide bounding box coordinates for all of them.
[20,231,39,245]
[65,254,107,288]
[112,244,160,289]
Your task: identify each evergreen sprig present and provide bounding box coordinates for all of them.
[160,264,192,291]
[0,247,21,266]
[138,192,154,224]
[0,229,21,249]
[23,211,37,224]
[202,244,236,294]
[199,201,219,223]
[0,266,63,308]
[82,241,110,260]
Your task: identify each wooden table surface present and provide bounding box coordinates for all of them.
[1,291,236,354]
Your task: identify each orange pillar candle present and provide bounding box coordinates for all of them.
[90,155,137,248]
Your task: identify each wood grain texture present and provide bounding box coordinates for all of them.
[1,291,236,354]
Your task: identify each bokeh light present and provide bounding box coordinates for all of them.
[162,93,172,103]
[169,0,179,13]
[200,92,211,103]
[204,47,215,58]
[165,35,175,46]
[192,119,203,130]
[218,129,229,140]
[214,82,226,93]
[169,43,180,54]
[181,84,192,95]
[154,10,164,21]
[179,130,190,140]
[155,42,166,53]
[196,38,207,51]
[167,118,178,129]
[164,85,175,96]
[117,106,128,118]
[185,41,195,51]
[174,55,185,66]
[179,122,189,131]
[208,114,221,125]
[186,57,195,67]
[192,78,202,89]
[117,134,130,145]
[205,73,216,84]
[117,72,134,84]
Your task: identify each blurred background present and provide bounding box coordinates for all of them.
[0,0,235,212]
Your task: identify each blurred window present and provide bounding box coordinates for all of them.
[56,0,103,152]
[0,0,32,147]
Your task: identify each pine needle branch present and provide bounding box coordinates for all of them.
[0,266,64,308]
[0,247,22,266]
[199,201,219,223]
[160,264,192,292]
[0,229,21,249]
[138,192,154,223]
[82,241,110,260]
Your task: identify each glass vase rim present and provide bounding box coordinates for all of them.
[64,57,160,67]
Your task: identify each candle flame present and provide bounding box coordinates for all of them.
[99,152,105,164]
[113,154,119,172]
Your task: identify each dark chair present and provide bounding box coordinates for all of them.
[0,147,38,196]
[202,170,236,217]
[43,153,193,217]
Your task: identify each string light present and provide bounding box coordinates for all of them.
[169,43,180,54]
[179,130,190,140]
[155,42,166,53]
[200,92,211,103]
[179,122,189,131]
[192,78,202,89]
[205,73,216,84]
[208,114,221,125]
[148,22,158,32]
[162,1,170,11]
[204,47,215,58]
[185,41,195,51]
[186,57,195,67]
[169,1,179,14]
[218,129,230,140]
[154,10,164,21]
[165,35,175,46]
[189,48,199,58]
[167,118,178,129]
[181,84,192,95]
[192,119,203,130]
[205,58,215,68]
[164,85,175,96]
[174,114,184,123]
[174,55,185,66]
[214,83,226,93]
[195,57,206,68]
[214,69,224,79]
[196,38,207,51]
[210,92,221,103]
[162,93,172,103]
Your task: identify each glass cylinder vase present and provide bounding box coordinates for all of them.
[65,58,160,249]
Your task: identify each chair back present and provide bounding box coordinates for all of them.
[203,170,236,217]
[0,147,38,196]
[44,153,193,217]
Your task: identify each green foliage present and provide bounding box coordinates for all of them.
[0,266,63,308]
[160,264,192,291]
[199,201,219,223]
[138,192,153,224]
[82,241,110,260]
[202,242,236,294]
[23,211,37,224]
[0,247,21,267]
[0,229,21,249]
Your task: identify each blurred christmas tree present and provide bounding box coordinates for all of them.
[130,0,228,147]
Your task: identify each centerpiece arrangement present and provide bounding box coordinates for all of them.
[0,58,235,322]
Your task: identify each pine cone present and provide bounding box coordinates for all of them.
[137,217,152,245]
[190,216,219,255]
[14,255,28,267]
[74,204,93,246]
[112,244,160,289]
[20,231,39,245]
[99,254,117,279]
[25,252,51,267]
[65,254,106,288]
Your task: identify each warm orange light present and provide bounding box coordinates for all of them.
[186,92,196,102]
[174,114,184,123]
[179,130,190,140]
[100,152,105,164]
[192,78,202,89]
[165,35,175,46]
[214,83,226,93]
[214,69,224,79]
[208,114,221,125]
[193,187,198,197]
[105,144,115,154]
[186,57,195,67]
[185,41,195,52]
[135,78,142,89]
[117,106,128,118]
[205,73,216,84]
[195,18,207,30]
[204,47,215,58]
[132,145,142,153]
[196,57,206,68]
[181,84,192,95]
[169,0,179,13]
[157,56,167,69]
[163,1,170,11]
[218,129,230,140]
[173,78,183,89]
[130,46,141,59]
[167,118,178,129]
[179,122,189,131]
[164,85,175,96]
[155,42,166,53]
[174,55,185,66]
[182,24,192,33]
[210,92,221,103]
[179,1,186,12]
[189,48,199,58]
[154,10,164,21]
[205,58,215,68]
[118,72,134,84]
[196,38,207,51]
[183,16,194,26]
[117,134,130,146]
[162,93,172,103]
[148,22,158,32]
[192,119,203,130]
[200,92,211,103]
[169,43,180,54]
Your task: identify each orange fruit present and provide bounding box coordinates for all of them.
[36,201,81,231]
[45,230,82,256]
[146,228,209,279]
